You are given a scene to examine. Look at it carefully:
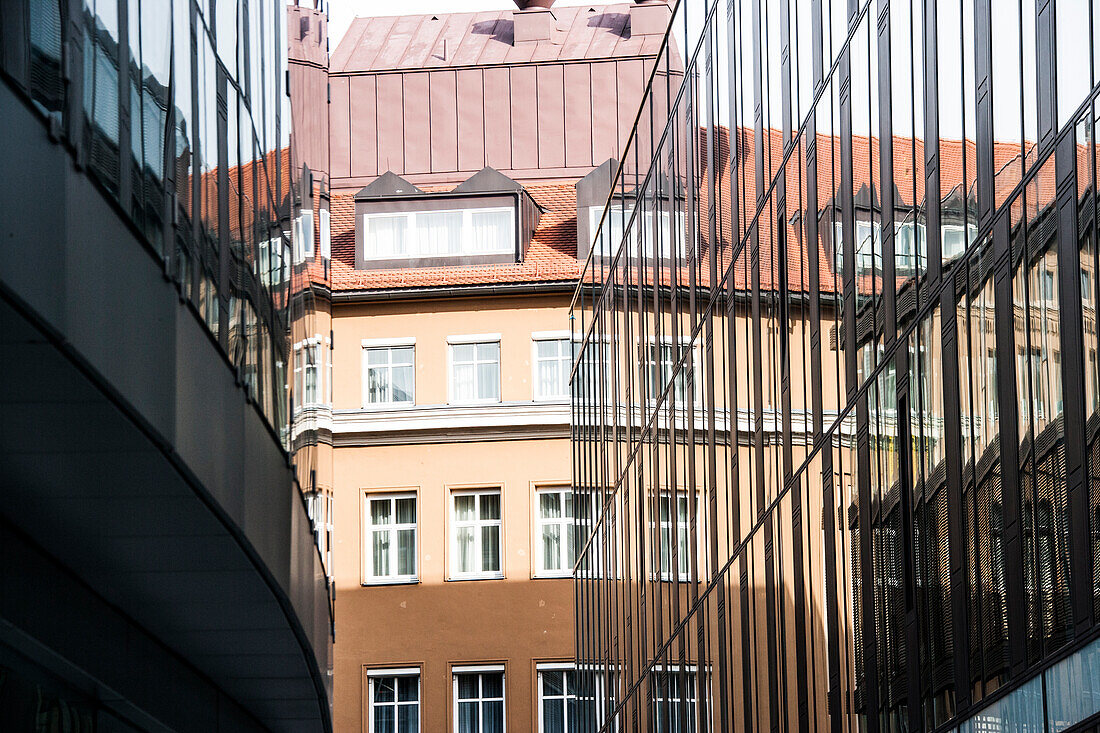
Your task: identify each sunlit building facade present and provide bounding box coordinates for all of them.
[0,0,332,729]
[573,1,1100,731]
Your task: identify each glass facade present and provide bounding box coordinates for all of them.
[1,0,294,441]
[571,0,1100,731]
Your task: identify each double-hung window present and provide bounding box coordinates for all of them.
[367,669,420,733]
[451,490,502,579]
[655,493,696,582]
[364,493,417,584]
[449,335,501,404]
[532,332,572,400]
[454,667,505,733]
[536,486,578,577]
[363,339,415,406]
[537,664,595,733]
[650,670,698,733]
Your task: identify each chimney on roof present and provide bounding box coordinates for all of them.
[513,0,556,44]
[629,0,672,36]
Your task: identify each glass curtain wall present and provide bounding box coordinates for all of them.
[572,0,1100,731]
[1,0,293,442]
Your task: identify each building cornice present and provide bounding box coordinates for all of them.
[332,401,570,446]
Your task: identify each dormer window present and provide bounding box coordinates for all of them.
[362,206,515,261]
[355,169,540,270]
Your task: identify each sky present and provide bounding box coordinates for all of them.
[326,0,603,50]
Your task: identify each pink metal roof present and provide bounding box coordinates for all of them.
[330,4,660,74]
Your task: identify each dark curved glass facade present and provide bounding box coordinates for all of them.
[2,0,295,439]
[571,1,1100,731]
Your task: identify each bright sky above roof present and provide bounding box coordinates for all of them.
[328,0,602,50]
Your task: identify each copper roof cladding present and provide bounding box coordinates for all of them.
[325,3,681,190]
[329,4,667,73]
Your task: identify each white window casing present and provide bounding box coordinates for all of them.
[363,207,515,261]
[449,338,501,405]
[450,489,503,579]
[363,492,418,585]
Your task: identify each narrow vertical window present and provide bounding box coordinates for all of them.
[319,206,331,260]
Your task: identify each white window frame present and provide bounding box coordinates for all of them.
[362,337,416,408]
[453,665,506,733]
[447,334,502,405]
[307,490,333,578]
[652,492,699,583]
[362,206,515,261]
[294,335,324,409]
[363,491,418,585]
[449,488,504,580]
[367,667,421,733]
[295,208,314,262]
[326,335,334,405]
[319,206,331,260]
[532,331,573,402]
[572,335,614,407]
[534,485,577,578]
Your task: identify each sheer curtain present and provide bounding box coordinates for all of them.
[452,344,476,402]
[480,493,501,572]
[470,209,511,253]
[455,495,476,573]
[366,214,408,257]
[396,497,416,575]
[417,210,462,255]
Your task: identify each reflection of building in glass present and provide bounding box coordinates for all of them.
[0,0,332,729]
[573,1,1100,732]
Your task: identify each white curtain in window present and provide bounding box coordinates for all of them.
[366,214,408,257]
[417,210,462,255]
[470,209,511,253]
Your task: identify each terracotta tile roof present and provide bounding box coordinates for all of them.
[318,127,1060,297]
[322,182,581,292]
[330,4,667,74]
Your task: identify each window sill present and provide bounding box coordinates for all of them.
[447,573,504,582]
[532,571,573,580]
[447,399,502,406]
[362,577,419,587]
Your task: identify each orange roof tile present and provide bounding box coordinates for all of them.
[323,181,581,292]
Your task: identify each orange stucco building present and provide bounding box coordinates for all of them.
[286,2,676,730]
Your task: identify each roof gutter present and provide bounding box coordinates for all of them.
[330,280,578,303]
